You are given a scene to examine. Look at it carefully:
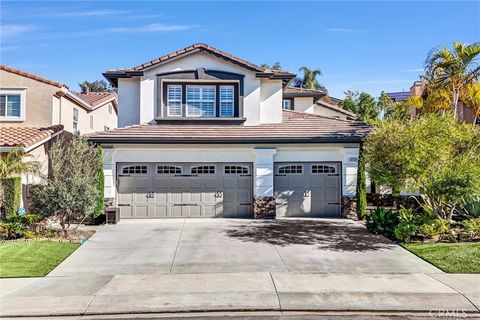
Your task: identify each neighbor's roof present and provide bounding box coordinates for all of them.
[283,87,327,98]
[0,125,64,151]
[74,92,117,109]
[386,91,411,102]
[316,100,357,119]
[0,65,67,89]
[103,43,295,86]
[88,110,370,144]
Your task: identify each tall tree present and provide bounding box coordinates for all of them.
[292,67,327,92]
[339,91,380,122]
[79,80,113,93]
[461,82,480,125]
[260,62,282,70]
[424,42,480,116]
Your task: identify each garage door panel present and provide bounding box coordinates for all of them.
[326,176,340,188]
[154,205,168,217]
[238,177,251,188]
[152,178,169,189]
[133,193,149,203]
[134,205,149,218]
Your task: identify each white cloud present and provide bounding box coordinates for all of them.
[106,23,196,33]
[0,24,38,38]
[327,28,371,33]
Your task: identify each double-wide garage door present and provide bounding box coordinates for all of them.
[274,162,341,217]
[117,163,252,218]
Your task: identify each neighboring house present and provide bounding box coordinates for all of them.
[386,80,477,124]
[0,65,118,211]
[282,87,354,120]
[90,43,369,219]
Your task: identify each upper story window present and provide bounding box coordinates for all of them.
[186,85,216,117]
[167,85,182,116]
[73,108,79,133]
[90,115,94,129]
[282,100,292,110]
[0,90,26,121]
[220,86,234,117]
[108,104,113,114]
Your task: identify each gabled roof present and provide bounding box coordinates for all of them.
[88,110,370,144]
[0,65,68,89]
[283,87,327,99]
[316,100,357,119]
[104,43,295,87]
[73,92,118,112]
[0,125,64,151]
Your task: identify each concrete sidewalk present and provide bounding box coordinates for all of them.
[1,272,479,317]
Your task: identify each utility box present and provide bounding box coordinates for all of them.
[105,207,120,224]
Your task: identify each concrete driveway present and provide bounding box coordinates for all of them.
[49,218,440,276]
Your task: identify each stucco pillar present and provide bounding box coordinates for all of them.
[253,148,277,218]
[342,147,360,218]
[102,148,116,201]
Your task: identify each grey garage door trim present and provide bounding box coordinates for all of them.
[116,162,253,219]
[274,161,342,217]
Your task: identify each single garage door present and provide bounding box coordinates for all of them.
[274,162,341,217]
[117,162,252,218]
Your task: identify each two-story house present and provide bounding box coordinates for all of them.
[0,65,118,210]
[90,43,369,219]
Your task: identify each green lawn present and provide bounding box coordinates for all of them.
[403,242,480,273]
[0,241,80,278]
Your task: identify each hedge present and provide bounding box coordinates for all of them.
[2,177,22,215]
[356,145,367,220]
[94,147,104,217]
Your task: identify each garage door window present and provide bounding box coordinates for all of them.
[122,165,148,174]
[312,165,336,174]
[278,165,303,174]
[191,165,215,174]
[225,165,248,174]
[157,165,182,174]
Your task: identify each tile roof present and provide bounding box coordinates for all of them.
[283,87,327,97]
[74,92,117,107]
[0,65,67,89]
[386,91,411,102]
[0,125,64,149]
[316,100,357,118]
[88,110,370,143]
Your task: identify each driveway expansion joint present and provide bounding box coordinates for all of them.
[269,272,282,311]
[169,219,186,274]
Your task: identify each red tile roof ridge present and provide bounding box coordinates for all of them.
[0,64,67,89]
[282,109,363,124]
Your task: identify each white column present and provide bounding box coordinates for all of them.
[253,148,277,197]
[102,148,116,199]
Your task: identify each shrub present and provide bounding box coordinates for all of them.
[94,147,105,218]
[2,177,21,215]
[356,146,367,220]
[366,207,399,237]
[393,222,418,242]
[460,218,480,238]
[0,220,24,239]
[419,219,450,239]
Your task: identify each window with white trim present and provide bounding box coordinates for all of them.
[0,91,25,120]
[225,165,248,174]
[90,115,94,129]
[191,165,215,174]
[186,85,215,117]
[167,85,182,116]
[312,165,336,174]
[73,108,79,132]
[278,165,303,174]
[157,165,181,174]
[282,100,291,110]
[122,165,148,174]
[108,104,112,114]
[220,86,234,117]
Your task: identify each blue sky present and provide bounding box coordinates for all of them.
[1,1,479,98]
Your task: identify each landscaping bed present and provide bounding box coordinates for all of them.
[403,242,480,273]
[0,241,80,277]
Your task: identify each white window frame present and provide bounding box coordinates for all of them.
[219,85,234,117]
[0,89,26,121]
[73,108,79,132]
[186,85,216,118]
[90,115,94,129]
[167,85,182,117]
[282,100,291,110]
[108,104,112,114]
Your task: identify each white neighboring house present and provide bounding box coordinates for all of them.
[0,65,118,212]
[90,43,369,219]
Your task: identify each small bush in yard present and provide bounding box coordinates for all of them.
[366,207,399,237]
[393,222,418,242]
[419,219,450,239]
[2,177,21,215]
[460,218,480,239]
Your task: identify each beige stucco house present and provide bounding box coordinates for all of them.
[0,65,118,212]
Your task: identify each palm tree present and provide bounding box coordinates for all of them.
[424,42,480,117]
[0,148,39,180]
[461,82,480,125]
[292,67,327,92]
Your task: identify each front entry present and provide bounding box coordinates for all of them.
[117,162,252,218]
[274,162,341,217]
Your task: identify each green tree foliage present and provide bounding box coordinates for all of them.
[79,80,114,93]
[2,177,21,215]
[0,148,39,180]
[461,82,480,125]
[339,91,380,121]
[364,114,480,220]
[291,67,327,92]
[424,42,480,116]
[94,147,105,217]
[260,62,282,70]
[356,146,367,220]
[31,137,102,236]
